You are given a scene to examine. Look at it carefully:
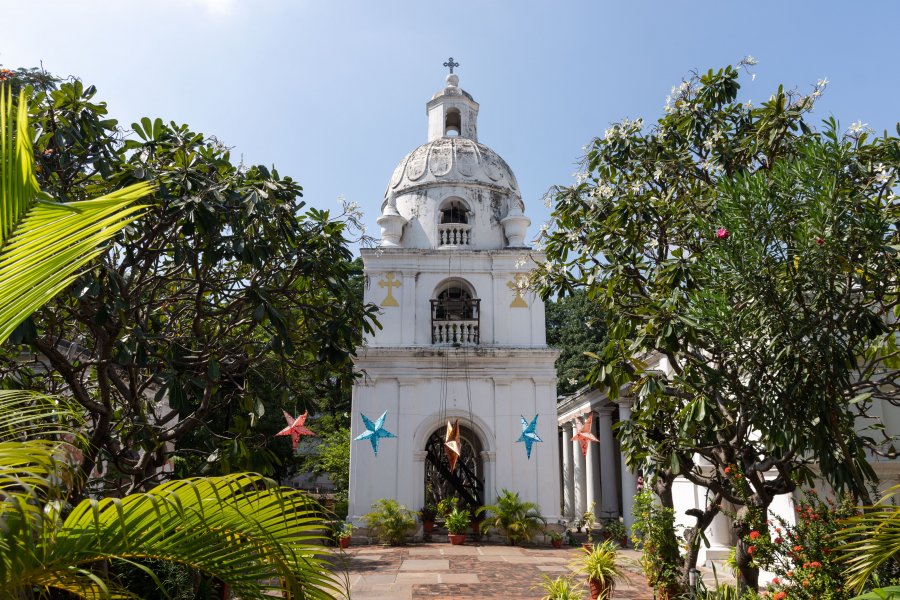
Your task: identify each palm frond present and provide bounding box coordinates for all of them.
[0,473,345,599]
[0,84,154,341]
[835,485,900,593]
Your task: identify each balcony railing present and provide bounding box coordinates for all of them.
[438,223,472,246]
[431,298,480,345]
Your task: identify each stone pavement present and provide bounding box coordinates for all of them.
[333,542,654,599]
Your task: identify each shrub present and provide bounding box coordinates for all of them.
[631,488,682,596]
[445,508,470,535]
[748,491,858,599]
[478,489,546,545]
[533,573,583,600]
[363,499,416,546]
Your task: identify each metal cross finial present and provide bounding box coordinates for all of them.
[443,57,459,74]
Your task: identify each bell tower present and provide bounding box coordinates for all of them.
[348,63,561,530]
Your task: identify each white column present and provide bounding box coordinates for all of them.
[480,450,496,508]
[573,430,587,517]
[618,398,638,534]
[562,421,575,519]
[596,405,619,520]
[585,412,601,521]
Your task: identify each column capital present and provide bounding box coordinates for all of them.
[413,451,427,462]
[594,404,616,417]
[480,450,496,462]
[617,396,635,409]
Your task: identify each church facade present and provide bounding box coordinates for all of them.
[347,69,562,526]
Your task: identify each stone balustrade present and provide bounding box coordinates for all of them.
[432,320,480,345]
[438,223,472,246]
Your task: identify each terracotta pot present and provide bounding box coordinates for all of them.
[551,539,562,549]
[588,578,608,600]
[423,520,434,533]
[582,542,594,550]
[339,537,350,549]
[448,533,467,545]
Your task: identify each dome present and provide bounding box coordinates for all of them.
[384,137,520,205]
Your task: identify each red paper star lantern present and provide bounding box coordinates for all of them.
[277,410,315,450]
[571,413,599,457]
[444,419,462,472]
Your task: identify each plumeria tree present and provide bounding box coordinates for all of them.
[0,81,342,599]
[534,60,900,592]
[0,67,379,495]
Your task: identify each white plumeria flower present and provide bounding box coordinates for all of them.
[568,378,579,387]
[849,121,869,134]
[818,77,829,87]
[742,55,758,66]
[874,163,891,185]
[653,167,663,179]
[514,256,528,269]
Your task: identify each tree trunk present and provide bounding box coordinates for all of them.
[654,470,675,509]
[732,506,759,594]
[681,499,720,590]
[735,537,759,594]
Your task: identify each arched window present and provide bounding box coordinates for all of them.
[431,280,480,344]
[440,199,468,224]
[438,198,472,246]
[444,108,461,137]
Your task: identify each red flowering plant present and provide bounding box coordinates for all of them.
[746,491,857,599]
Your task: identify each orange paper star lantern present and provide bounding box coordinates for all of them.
[444,419,462,472]
[571,413,599,457]
[277,410,315,450]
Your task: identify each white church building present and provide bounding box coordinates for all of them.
[347,67,562,526]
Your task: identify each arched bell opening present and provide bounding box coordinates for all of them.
[444,108,461,137]
[431,279,480,345]
[424,424,484,510]
[437,197,472,247]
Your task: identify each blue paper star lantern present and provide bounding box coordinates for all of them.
[355,410,397,456]
[516,414,542,459]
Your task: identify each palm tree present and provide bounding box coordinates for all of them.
[0,85,345,598]
[0,390,344,599]
[477,489,546,545]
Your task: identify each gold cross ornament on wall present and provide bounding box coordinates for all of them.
[378,272,401,307]
[507,275,528,308]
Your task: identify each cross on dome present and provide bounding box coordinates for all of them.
[442,57,459,74]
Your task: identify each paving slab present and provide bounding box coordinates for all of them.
[342,543,654,599]
[396,573,441,583]
[399,559,450,571]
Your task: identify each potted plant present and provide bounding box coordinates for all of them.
[582,503,596,549]
[477,489,546,545]
[548,530,564,549]
[532,574,583,600]
[603,519,628,547]
[337,522,353,549]
[420,504,437,533]
[363,499,417,546]
[570,539,624,600]
[445,508,470,545]
[436,497,458,521]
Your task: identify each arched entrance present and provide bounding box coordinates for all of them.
[424,424,484,509]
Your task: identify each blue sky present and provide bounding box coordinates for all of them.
[3,1,898,248]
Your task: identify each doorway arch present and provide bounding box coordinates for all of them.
[424,423,484,510]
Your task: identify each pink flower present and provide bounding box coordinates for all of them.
[716,227,729,239]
